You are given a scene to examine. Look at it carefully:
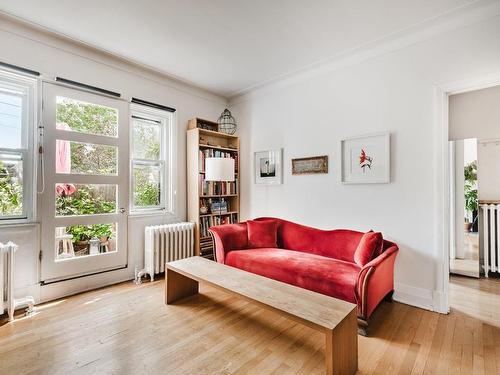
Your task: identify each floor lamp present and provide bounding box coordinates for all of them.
[205,157,235,259]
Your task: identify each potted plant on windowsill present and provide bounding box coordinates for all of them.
[92,224,113,244]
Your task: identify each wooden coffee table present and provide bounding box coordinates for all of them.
[165,256,357,375]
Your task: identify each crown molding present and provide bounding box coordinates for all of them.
[0,12,227,105]
[229,0,500,104]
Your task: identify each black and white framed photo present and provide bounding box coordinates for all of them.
[254,149,283,185]
[340,132,390,184]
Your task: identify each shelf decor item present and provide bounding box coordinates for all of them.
[217,109,237,135]
[340,132,390,184]
[188,117,219,132]
[254,149,283,185]
[292,155,328,175]
[187,119,240,259]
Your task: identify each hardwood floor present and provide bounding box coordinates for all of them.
[1,275,499,374]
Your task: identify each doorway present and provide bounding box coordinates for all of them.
[449,138,479,278]
[40,83,129,283]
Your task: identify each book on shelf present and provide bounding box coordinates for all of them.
[198,175,238,196]
[209,199,228,214]
[199,213,238,238]
[198,148,238,173]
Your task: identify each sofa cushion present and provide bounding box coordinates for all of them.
[247,219,278,248]
[354,231,383,267]
[225,248,360,303]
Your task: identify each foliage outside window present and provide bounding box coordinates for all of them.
[131,107,169,211]
[0,72,35,221]
[464,160,478,222]
[56,97,117,137]
[0,157,23,216]
[56,184,116,216]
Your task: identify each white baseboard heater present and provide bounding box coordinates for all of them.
[481,204,500,277]
[135,222,195,283]
[1,242,35,320]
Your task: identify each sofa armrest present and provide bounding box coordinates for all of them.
[355,245,398,320]
[209,223,248,264]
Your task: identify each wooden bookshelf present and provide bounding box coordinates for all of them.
[187,119,240,259]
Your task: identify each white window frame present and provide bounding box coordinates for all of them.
[129,104,173,214]
[0,69,37,223]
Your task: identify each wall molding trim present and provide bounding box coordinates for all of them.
[0,12,227,106]
[394,282,435,312]
[229,1,500,104]
[394,283,448,313]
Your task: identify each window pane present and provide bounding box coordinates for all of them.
[0,154,23,217]
[55,223,117,260]
[132,118,161,160]
[55,184,117,216]
[56,96,118,137]
[56,141,117,175]
[0,91,23,149]
[133,164,161,207]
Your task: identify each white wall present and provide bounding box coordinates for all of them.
[477,141,500,201]
[449,84,500,141]
[230,13,500,311]
[0,15,227,302]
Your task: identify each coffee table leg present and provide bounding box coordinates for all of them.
[325,310,358,375]
[165,268,199,304]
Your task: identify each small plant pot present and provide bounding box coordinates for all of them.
[464,222,473,232]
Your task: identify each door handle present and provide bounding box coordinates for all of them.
[120,208,126,214]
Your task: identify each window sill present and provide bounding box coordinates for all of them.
[0,220,39,228]
[128,210,175,218]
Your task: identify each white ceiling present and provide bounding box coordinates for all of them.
[0,0,482,97]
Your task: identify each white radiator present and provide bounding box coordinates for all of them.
[135,222,195,283]
[481,204,500,277]
[1,242,35,320]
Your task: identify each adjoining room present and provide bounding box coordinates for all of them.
[1,1,500,374]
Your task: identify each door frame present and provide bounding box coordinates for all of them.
[40,81,130,283]
[435,72,500,314]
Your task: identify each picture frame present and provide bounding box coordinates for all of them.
[254,149,283,185]
[340,132,390,184]
[291,155,328,175]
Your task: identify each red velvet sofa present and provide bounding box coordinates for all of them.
[209,217,398,335]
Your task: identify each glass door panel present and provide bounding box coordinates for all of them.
[56,141,118,175]
[41,83,128,282]
[56,96,118,137]
[55,184,117,216]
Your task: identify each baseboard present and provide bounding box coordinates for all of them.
[39,266,136,303]
[393,282,435,312]
[13,284,41,305]
[432,290,449,314]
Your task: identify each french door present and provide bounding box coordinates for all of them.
[40,83,129,283]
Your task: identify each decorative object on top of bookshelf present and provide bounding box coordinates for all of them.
[188,117,219,132]
[340,132,390,184]
[292,155,328,175]
[217,109,237,135]
[254,149,283,185]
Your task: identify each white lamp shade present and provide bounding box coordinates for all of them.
[205,157,235,181]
